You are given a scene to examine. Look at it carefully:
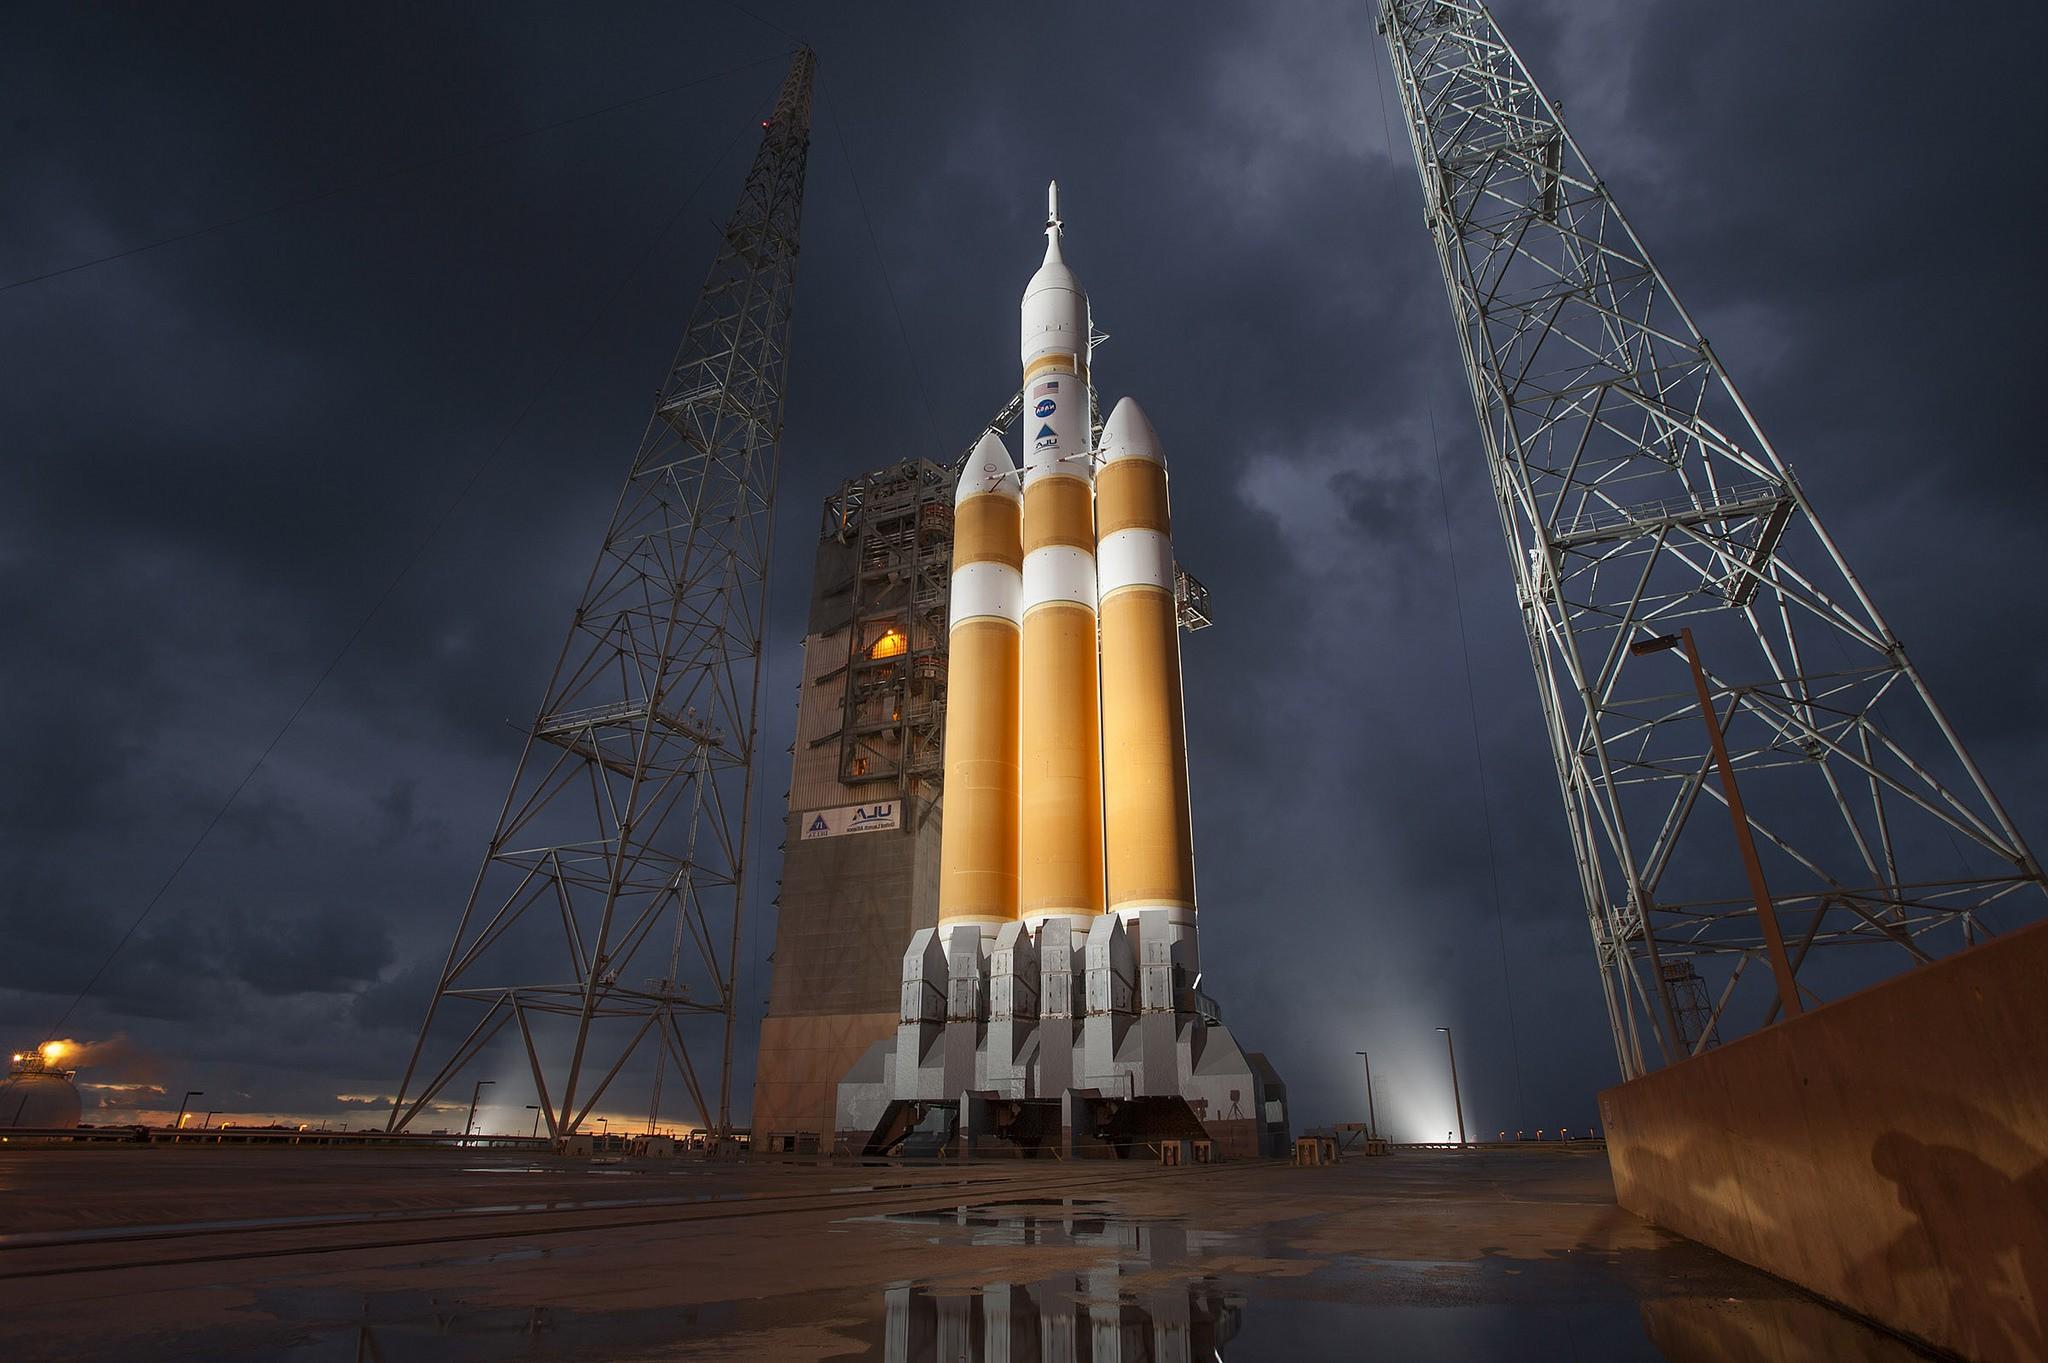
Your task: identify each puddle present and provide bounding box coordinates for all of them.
[189,1266,1937,1363]
[870,1197,1217,1256]
[33,1194,1940,1360]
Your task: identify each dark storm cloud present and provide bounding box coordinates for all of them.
[3,0,2043,1135]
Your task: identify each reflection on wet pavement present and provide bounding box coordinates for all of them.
[877,1200,1237,1361]
[883,1279,1239,1363]
[0,1149,1949,1361]
[855,1197,1941,1363]
[200,1195,1945,1362]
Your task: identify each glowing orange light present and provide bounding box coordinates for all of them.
[869,628,908,659]
[39,1041,67,1062]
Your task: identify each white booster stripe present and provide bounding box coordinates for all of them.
[1022,545,1097,612]
[1097,527,1173,596]
[949,562,1022,628]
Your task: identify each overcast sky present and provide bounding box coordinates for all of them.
[4,1,2044,1138]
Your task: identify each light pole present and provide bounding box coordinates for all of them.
[172,1090,203,1132]
[201,1110,217,1131]
[464,1079,495,1145]
[1630,629,1803,1021]
[1434,1028,1466,1147]
[597,1116,610,1143]
[1353,1051,1378,1141]
[526,1104,542,1139]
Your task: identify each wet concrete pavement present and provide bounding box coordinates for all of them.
[0,1145,1938,1360]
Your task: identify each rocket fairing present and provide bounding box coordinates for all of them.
[937,435,1023,932]
[1018,182,1105,931]
[1096,398,1197,928]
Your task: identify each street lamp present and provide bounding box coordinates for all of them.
[1353,1051,1378,1141]
[526,1104,542,1139]
[201,1110,217,1131]
[1629,629,1803,1022]
[172,1090,204,1132]
[1434,1028,1466,1147]
[464,1080,495,1145]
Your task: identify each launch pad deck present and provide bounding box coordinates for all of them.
[0,1146,1930,1361]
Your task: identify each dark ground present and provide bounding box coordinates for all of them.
[0,1145,1936,1360]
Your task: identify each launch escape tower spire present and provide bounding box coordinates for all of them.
[388,50,815,1139]
[1377,4,2043,1077]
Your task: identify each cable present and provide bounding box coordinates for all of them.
[2,55,781,294]
[1367,15,1402,157]
[35,118,753,1052]
[817,88,945,464]
[1427,404,1530,1124]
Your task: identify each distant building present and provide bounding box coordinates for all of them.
[750,461,953,1149]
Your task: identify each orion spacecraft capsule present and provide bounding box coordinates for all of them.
[1017,181,1104,931]
[938,434,1023,932]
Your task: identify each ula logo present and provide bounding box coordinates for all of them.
[849,803,895,830]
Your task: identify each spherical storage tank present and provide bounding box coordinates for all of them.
[2,1056,82,1129]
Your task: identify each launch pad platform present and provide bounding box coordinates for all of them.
[837,909,1288,1159]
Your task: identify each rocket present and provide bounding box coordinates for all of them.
[847,183,1287,1157]
[1017,182,1104,932]
[936,182,1197,939]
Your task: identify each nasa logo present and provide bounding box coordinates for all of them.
[1034,398,1056,419]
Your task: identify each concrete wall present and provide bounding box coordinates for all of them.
[1601,919,2048,1362]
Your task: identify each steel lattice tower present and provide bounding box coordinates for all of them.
[389,49,814,1138]
[1377,4,2042,1077]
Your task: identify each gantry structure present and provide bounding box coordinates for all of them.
[1377,3,2042,1076]
[816,460,955,796]
[388,49,814,1138]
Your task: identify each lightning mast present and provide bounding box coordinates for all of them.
[389,49,814,1139]
[1377,4,2042,1076]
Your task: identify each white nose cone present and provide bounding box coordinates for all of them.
[957,430,1020,505]
[1021,180,1089,369]
[1099,396,1164,466]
